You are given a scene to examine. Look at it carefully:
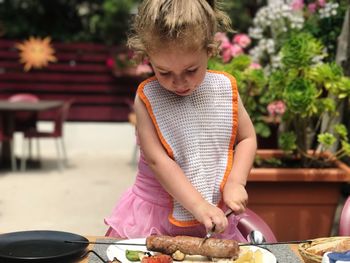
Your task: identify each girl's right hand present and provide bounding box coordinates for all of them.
[191,201,228,234]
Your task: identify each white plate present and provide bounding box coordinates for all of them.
[106,238,150,262]
[106,238,277,263]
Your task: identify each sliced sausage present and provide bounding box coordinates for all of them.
[146,235,239,259]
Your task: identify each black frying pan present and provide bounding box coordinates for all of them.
[0,230,89,262]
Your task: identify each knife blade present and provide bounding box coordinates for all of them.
[239,239,312,246]
[64,240,146,246]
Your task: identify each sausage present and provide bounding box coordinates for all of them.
[146,235,239,259]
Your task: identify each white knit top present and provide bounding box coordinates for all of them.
[138,70,238,226]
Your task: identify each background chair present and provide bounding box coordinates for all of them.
[9,93,40,161]
[237,208,277,242]
[21,99,73,171]
[8,93,40,131]
[0,115,16,171]
[339,195,350,236]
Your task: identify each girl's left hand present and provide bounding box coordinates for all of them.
[223,182,248,215]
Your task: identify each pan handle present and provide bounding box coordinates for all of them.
[80,249,115,263]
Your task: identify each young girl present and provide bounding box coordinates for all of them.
[104,0,257,241]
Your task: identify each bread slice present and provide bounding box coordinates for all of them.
[306,237,350,256]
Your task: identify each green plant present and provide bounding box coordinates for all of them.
[248,0,347,72]
[0,0,137,44]
[267,32,350,167]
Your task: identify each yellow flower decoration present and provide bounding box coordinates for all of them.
[16,36,57,71]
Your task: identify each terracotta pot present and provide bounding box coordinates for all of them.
[247,149,350,241]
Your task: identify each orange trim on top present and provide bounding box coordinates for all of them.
[137,77,174,159]
[208,70,239,202]
[168,214,199,227]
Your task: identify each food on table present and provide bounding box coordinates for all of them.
[126,249,149,261]
[232,249,263,263]
[306,237,350,256]
[141,254,173,263]
[146,235,239,259]
[171,250,186,261]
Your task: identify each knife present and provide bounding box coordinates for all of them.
[199,209,235,246]
[238,239,312,246]
[64,240,147,246]
[65,239,312,246]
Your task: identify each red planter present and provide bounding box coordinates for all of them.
[247,149,350,241]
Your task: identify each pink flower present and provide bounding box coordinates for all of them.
[222,45,233,62]
[317,0,326,7]
[232,34,251,48]
[249,62,262,69]
[214,32,231,50]
[231,44,244,57]
[308,3,317,13]
[106,57,115,68]
[290,0,304,10]
[267,100,286,117]
[221,44,244,62]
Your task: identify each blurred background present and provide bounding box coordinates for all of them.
[0,0,266,45]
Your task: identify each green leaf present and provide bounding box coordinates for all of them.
[341,141,350,157]
[281,33,324,69]
[335,124,348,141]
[318,133,336,148]
[254,122,271,138]
[283,78,318,115]
[278,132,297,152]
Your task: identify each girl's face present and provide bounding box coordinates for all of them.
[148,46,209,96]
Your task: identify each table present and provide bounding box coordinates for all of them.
[78,236,305,263]
[0,100,64,169]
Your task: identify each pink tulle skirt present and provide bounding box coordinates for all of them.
[104,155,246,242]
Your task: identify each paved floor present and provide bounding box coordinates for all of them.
[0,122,138,237]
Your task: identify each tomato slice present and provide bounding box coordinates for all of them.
[141,254,173,263]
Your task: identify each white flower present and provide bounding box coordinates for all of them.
[319,2,339,18]
[266,39,275,54]
[248,27,263,39]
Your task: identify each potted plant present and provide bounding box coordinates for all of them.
[247,31,350,241]
[233,0,350,241]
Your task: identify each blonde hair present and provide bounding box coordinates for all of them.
[127,0,232,60]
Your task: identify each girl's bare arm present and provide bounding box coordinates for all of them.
[223,95,257,214]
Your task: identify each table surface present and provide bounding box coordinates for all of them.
[79,236,304,263]
[0,100,64,111]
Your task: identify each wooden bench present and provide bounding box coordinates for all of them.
[0,39,142,122]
